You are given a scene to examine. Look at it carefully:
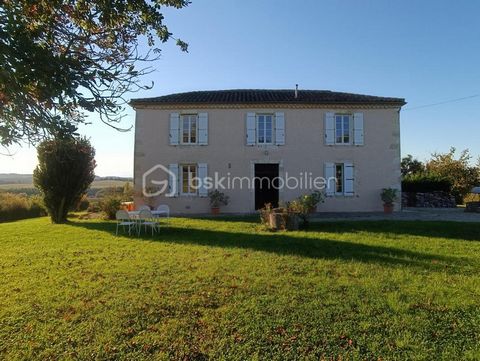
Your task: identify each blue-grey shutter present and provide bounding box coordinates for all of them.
[324,162,335,196]
[197,163,208,197]
[169,113,180,145]
[198,113,208,145]
[274,112,285,145]
[166,163,179,197]
[325,112,335,145]
[344,162,354,196]
[246,113,256,145]
[353,113,364,145]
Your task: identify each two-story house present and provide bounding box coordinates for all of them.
[130,89,405,214]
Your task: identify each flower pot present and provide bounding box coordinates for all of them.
[268,212,286,231]
[286,213,299,230]
[309,206,316,214]
[211,207,220,215]
[383,203,394,214]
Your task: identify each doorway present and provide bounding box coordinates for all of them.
[254,163,279,210]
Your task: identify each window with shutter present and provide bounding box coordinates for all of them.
[180,114,198,144]
[180,164,198,195]
[256,114,274,144]
[325,162,354,196]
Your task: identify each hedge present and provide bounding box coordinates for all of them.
[0,193,47,222]
[402,174,452,193]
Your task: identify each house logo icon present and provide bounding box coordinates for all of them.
[142,164,176,198]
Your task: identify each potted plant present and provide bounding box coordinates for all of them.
[381,188,398,214]
[305,190,325,213]
[208,190,229,215]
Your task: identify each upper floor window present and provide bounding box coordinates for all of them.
[181,114,197,144]
[257,114,273,144]
[335,114,351,144]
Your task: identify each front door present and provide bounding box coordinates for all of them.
[254,163,279,210]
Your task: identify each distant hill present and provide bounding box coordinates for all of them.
[0,174,133,197]
[0,173,132,185]
[0,173,34,185]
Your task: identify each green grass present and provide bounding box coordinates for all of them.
[0,217,479,360]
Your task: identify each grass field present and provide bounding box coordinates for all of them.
[0,217,479,360]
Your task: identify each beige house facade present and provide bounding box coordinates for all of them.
[131,89,405,214]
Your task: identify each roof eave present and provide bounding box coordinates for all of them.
[129,100,407,108]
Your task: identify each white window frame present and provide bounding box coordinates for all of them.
[180,164,198,196]
[256,114,274,145]
[335,163,344,195]
[180,114,198,145]
[334,114,352,145]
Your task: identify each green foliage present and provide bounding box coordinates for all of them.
[402,173,453,193]
[100,195,122,220]
[401,154,425,177]
[122,182,134,201]
[380,188,398,204]
[0,217,480,359]
[208,190,230,208]
[0,0,189,146]
[276,191,325,228]
[87,201,101,213]
[0,193,46,222]
[426,148,480,204]
[75,195,90,211]
[33,136,96,223]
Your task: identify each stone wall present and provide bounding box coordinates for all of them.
[402,191,456,208]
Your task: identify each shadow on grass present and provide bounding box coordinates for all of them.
[308,220,480,242]
[67,219,475,274]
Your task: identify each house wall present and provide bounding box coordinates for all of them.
[133,105,402,213]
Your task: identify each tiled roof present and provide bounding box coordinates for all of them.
[130,89,406,106]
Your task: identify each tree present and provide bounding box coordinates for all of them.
[426,148,480,204]
[0,0,189,146]
[401,154,425,177]
[33,136,96,223]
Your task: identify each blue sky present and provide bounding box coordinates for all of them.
[2,0,480,176]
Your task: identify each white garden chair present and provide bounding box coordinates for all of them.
[156,204,170,220]
[137,205,150,211]
[138,209,159,236]
[115,210,136,235]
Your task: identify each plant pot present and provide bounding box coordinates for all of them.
[211,207,220,215]
[383,203,394,214]
[268,212,286,231]
[286,213,299,230]
[308,206,316,214]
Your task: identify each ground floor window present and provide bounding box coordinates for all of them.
[335,163,344,194]
[181,164,198,195]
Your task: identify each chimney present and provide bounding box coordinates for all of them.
[294,84,298,99]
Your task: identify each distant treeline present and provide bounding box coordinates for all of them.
[0,173,132,185]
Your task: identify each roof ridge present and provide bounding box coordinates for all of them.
[130,89,406,106]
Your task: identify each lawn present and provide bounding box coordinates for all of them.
[0,217,479,360]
